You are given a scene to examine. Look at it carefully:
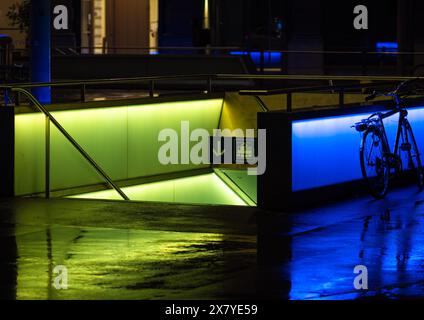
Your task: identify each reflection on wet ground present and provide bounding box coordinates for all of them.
[1,186,424,300]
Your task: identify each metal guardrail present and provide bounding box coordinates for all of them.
[2,73,423,110]
[232,75,423,112]
[2,74,423,90]
[2,74,424,104]
[2,73,424,199]
[219,74,424,81]
[239,82,402,112]
[2,74,216,102]
[10,87,130,201]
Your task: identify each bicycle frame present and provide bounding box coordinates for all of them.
[373,107,409,168]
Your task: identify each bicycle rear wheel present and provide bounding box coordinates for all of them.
[360,129,389,198]
[403,121,424,190]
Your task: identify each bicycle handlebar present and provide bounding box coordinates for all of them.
[365,91,398,102]
[365,92,377,101]
[365,78,424,103]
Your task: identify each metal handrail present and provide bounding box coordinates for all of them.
[217,74,424,81]
[11,87,130,201]
[2,74,424,90]
[239,82,395,96]
[1,74,218,103]
[238,80,405,112]
[50,46,424,56]
[253,96,269,112]
[0,74,217,89]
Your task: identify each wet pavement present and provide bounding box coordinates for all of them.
[1,186,424,300]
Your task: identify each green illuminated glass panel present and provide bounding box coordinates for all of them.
[14,99,223,195]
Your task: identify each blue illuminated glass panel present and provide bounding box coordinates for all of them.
[292,106,424,192]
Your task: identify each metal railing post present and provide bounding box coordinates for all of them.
[287,92,293,112]
[149,80,155,98]
[4,88,9,106]
[260,50,265,74]
[45,115,50,198]
[14,91,20,106]
[339,89,345,108]
[207,76,212,93]
[80,84,86,102]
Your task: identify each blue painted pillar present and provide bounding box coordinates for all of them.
[30,0,51,104]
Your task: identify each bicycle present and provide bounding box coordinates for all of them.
[353,79,424,198]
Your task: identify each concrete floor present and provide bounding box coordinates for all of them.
[1,186,424,300]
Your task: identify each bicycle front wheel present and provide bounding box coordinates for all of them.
[360,129,389,198]
[403,121,424,190]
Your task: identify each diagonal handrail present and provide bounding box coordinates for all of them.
[11,87,130,201]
